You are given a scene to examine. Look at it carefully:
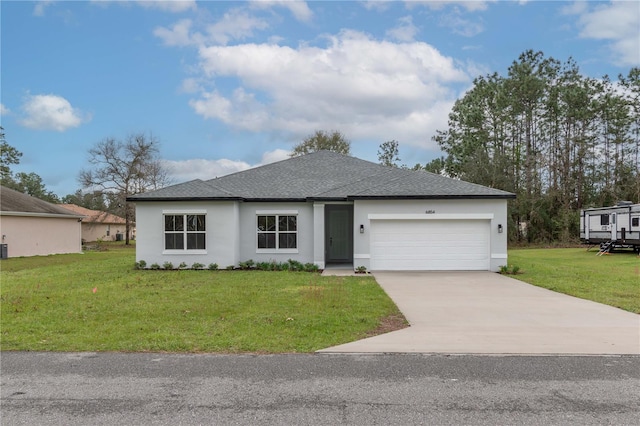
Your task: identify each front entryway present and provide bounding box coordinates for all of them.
[325,205,353,264]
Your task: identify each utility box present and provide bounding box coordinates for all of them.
[0,244,8,259]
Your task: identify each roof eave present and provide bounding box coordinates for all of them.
[306,196,350,202]
[242,197,310,202]
[347,194,516,200]
[0,211,86,219]
[126,196,242,202]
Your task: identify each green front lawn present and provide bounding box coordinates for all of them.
[1,247,405,353]
[508,248,640,314]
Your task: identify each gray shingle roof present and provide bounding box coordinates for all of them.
[128,151,515,201]
[0,186,84,217]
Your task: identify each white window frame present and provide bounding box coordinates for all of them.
[256,210,298,254]
[162,210,207,255]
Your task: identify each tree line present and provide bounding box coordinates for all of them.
[430,50,639,243]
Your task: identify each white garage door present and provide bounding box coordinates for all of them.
[370,219,490,271]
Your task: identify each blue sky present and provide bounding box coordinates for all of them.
[2,0,639,197]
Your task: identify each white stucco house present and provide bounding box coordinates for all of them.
[128,151,515,271]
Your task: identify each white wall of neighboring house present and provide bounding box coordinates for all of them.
[0,214,82,258]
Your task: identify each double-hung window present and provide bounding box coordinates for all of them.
[164,214,206,251]
[257,213,297,251]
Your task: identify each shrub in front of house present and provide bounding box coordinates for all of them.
[499,264,522,275]
[238,259,255,270]
[304,263,319,272]
[287,259,304,271]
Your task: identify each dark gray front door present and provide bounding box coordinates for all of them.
[325,205,353,263]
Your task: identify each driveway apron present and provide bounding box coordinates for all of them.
[318,272,640,355]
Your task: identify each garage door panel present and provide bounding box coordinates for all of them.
[370,219,490,271]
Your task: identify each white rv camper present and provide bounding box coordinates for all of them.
[580,201,640,253]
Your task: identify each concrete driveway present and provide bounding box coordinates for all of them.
[319,272,640,355]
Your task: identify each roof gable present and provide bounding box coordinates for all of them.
[128,151,515,201]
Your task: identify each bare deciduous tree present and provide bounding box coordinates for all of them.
[79,133,170,244]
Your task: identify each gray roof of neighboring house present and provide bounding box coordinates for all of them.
[0,186,84,217]
[128,151,515,202]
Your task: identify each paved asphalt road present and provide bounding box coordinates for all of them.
[1,352,639,425]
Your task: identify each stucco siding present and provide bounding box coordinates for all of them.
[0,215,82,257]
[238,202,314,264]
[82,222,131,242]
[353,199,509,272]
[134,201,239,268]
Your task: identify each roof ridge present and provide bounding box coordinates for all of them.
[312,167,396,197]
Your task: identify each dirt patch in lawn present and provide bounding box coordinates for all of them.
[365,313,409,338]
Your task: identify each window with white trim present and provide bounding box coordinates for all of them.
[164,214,206,250]
[257,214,297,249]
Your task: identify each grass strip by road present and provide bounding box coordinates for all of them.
[508,248,640,314]
[1,246,406,353]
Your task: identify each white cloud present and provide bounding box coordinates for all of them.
[19,94,89,132]
[154,9,269,46]
[361,1,393,12]
[164,158,251,182]
[259,148,290,165]
[386,16,419,42]
[136,0,196,13]
[406,1,495,12]
[439,12,484,37]
[250,0,313,22]
[163,149,291,182]
[568,1,640,66]
[205,9,270,45]
[187,30,469,149]
[91,0,196,13]
[33,0,54,17]
[154,18,197,46]
[560,1,589,16]
[179,77,203,94]
[0,104,10,115]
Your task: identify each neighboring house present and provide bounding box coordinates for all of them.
[0,186,84,258]
[59,204,131,243]
[128,151,516,271]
